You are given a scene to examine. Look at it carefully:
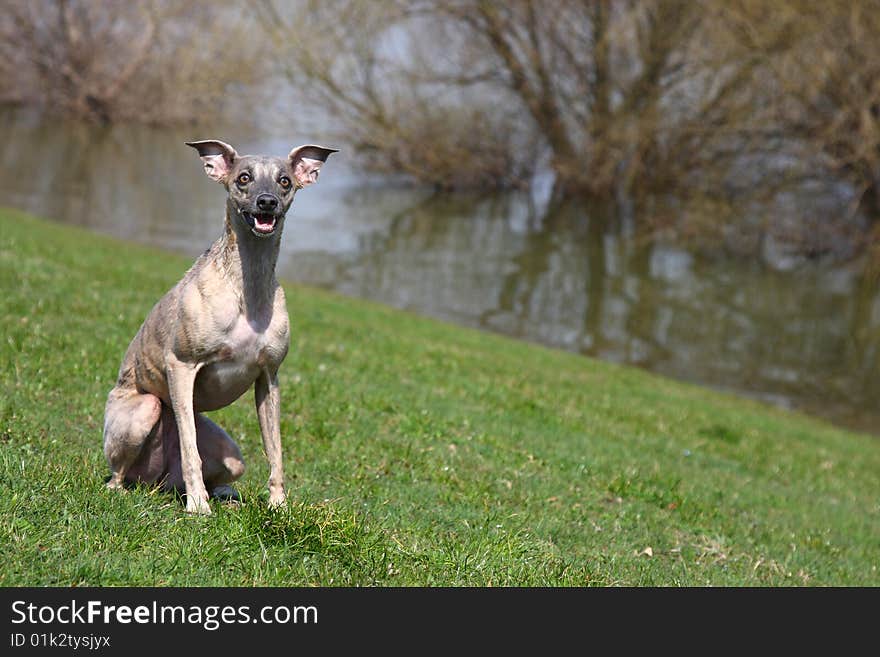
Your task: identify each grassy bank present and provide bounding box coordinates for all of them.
[1,207,878,586]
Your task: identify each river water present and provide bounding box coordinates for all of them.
[1,109,878,436]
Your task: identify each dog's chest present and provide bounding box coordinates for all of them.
[221,316,271,363]
[194,314,286,411]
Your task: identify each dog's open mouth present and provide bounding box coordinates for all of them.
[242,211,278,236]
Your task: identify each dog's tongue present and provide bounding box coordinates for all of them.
[254,213,275,233]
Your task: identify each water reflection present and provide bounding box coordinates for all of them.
[2,109,878,435]
[305,192,880,435]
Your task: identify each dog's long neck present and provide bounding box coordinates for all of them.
[217,208,282,321]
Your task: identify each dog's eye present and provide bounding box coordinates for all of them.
[279,176,291,190]
[236,172,251,185]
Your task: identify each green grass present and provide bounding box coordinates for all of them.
[1,206,879,586]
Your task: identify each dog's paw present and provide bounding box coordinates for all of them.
[185,495,212,515]
[105,474,127,492]
[268,491,287,509]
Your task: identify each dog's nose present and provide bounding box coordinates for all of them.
[256,194,279,211]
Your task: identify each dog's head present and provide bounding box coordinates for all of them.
[185,140,337,238]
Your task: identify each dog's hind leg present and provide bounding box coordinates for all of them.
[197,414,246,502]
[103,386,162,489]
[157,408,246,503]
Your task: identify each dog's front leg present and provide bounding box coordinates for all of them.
[167,356,211,514]
[255,367,285,507]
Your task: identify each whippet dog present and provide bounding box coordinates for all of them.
[102,139,337,514]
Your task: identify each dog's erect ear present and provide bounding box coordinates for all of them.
[185,140,238,184]
[288,145,338,188]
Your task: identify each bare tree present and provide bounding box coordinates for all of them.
[760,1,880,221]
[0,0,266,125]
[254,0,540,189]
[257,0,780,200]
